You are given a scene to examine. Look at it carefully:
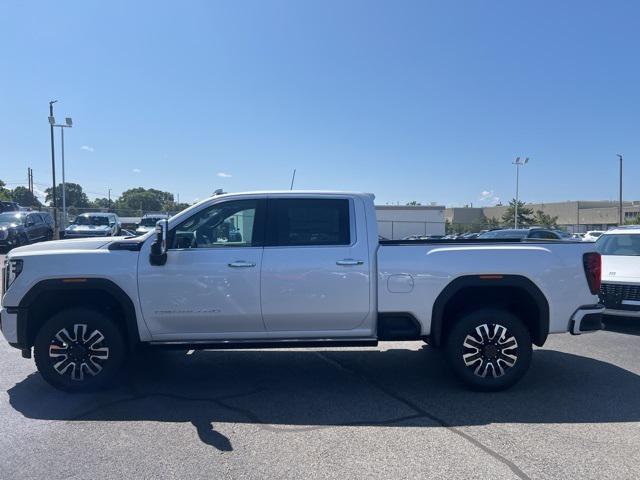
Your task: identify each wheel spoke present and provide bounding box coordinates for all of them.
[89,347,109,359]
[74,324,88,343]
[49,344,69,358]
[85,358,103,376]
[498,338,517,350]
[53,357,73,375]
[463,337,483,350]
[86,331,105,350]
[55,328,75,346]
[463,351,482,365]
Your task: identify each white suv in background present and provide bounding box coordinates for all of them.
[597,226,640,318]
[584,230,605,242]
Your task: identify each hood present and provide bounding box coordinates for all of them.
[0,223,20,230]
[9,237,114,254]
[601,255,640,283]
[66,224,111,232]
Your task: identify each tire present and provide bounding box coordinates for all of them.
[34,307,126,392]
[444,308,532,392]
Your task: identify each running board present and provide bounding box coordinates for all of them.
[148,338,379,350]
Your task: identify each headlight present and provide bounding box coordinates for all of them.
[3,258,23,292]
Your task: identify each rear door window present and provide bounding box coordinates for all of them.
[266,198,351,246]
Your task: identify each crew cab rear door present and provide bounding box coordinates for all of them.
[260,196,372,335]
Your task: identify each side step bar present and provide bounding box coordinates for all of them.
[148,338,379,350]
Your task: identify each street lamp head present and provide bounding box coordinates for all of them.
[49,100,58,106]
[524,157,529,164]
[65,117,73,127]
[48,116,56,125]
[617,154,623,160]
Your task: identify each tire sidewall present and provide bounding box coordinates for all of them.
[445,308,532,392]
[34,307,126,392]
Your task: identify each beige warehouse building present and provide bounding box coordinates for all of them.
[446,200,640,233]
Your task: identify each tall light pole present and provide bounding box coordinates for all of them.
[512,157,529,229]
[617,154,623,225]
[51,116,73,228]
[48,101,58,238]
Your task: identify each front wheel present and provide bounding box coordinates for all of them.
[444,308,532,391]
[34,308,126,392]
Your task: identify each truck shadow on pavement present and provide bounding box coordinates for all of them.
[8,346,640,452]
[604,315,640,336]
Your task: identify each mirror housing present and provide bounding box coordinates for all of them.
[150,219,168,266]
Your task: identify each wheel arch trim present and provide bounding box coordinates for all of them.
[16,278,141,349]
[430,274,550,348]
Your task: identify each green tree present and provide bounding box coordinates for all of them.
[624,215,640,225]
[90,197,112,209]
[485,216,502,228]
[11,186,41,208]
[115,187,177,214]
[165,201,191,213]
[0,180,11,201]
[45,183,90,210]
[501,199,534,227]
[533,210,559,228]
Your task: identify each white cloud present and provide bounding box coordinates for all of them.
[479,190,500,204]
[217,172,232,178]
[132,168,141,173]
[80,145,94,152]
[33,187,48,202]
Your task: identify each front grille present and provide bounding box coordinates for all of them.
[600,282,640,307]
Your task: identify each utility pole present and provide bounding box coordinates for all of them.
[512,157,529,229]
[618,154,623,225]
[108,188,112,210]
[48,100,58,238]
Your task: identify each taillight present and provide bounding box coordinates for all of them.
[583,252,601,295]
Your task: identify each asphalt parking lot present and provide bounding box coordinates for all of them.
[2,254,640,479]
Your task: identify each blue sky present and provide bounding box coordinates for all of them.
[1,0,638,206]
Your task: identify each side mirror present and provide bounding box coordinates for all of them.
[150,219,168,266]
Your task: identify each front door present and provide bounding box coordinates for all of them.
[260,197,372,335]
[137,199,267,340]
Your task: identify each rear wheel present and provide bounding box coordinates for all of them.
[444,308,532,391]
[34,308,126,392]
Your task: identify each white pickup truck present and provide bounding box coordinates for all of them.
[1,191,604,392]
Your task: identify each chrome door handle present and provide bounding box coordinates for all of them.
[228,261,256,268]
[336,259,364,266]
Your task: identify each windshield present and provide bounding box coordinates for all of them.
[0,213,24,225]
[478,230,528,239]
[74,215,110,226]
[140,217,163,226]
[596,234,640,256]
